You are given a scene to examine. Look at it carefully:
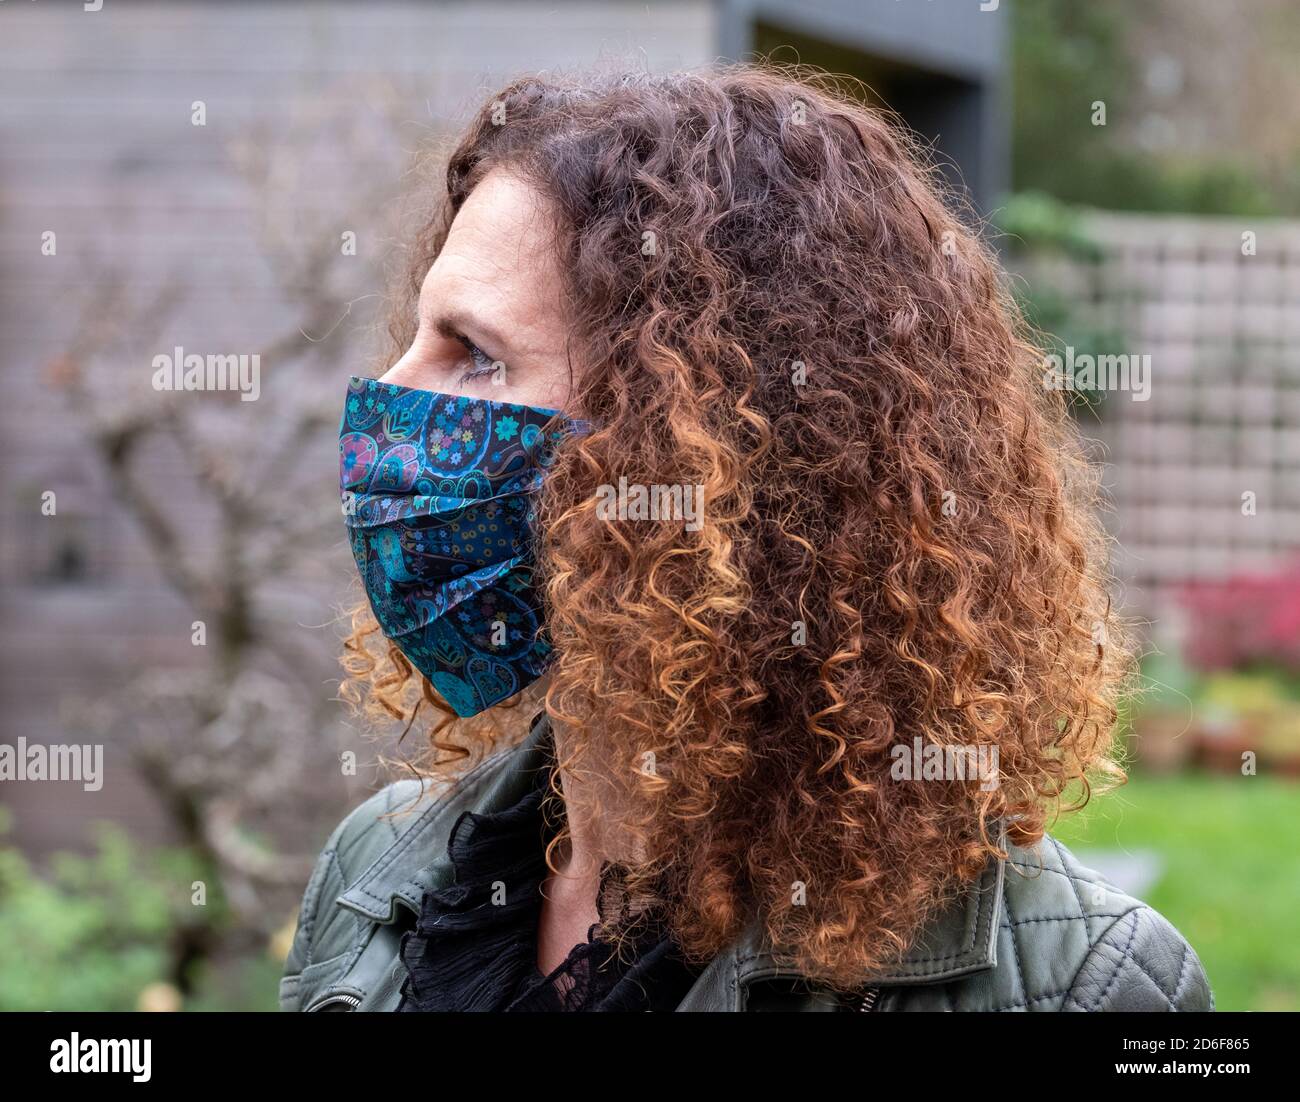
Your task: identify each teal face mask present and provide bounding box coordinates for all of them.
[339,375,588,717]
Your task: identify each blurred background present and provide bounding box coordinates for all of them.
[1,0,1296,1012]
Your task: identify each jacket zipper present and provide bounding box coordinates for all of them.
[306,993,362,1012]
[848,986,880,1012]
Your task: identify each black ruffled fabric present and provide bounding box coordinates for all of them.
[395,727,702,1012]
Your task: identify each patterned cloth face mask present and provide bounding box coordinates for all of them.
[339,375,589,717]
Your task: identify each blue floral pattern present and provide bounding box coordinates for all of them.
[340,375,587,717]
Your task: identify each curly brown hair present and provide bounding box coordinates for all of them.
[340,64,1132,987]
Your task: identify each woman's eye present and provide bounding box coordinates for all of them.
[455,336,498,385]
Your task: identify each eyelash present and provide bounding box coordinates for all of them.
[455,335,497,384]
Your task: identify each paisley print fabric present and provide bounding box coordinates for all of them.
[340,375,588,717]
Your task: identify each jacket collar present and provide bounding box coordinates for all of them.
[337,711,1003,992]
[337,713,553,926]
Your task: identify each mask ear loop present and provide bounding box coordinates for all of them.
[531,414,595,471]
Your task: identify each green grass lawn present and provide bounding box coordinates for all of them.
[1050,771,1300,1011]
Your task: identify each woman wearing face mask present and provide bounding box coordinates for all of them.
[281,67,1212,1013]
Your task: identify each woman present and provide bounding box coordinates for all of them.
[281,66,1212,1012]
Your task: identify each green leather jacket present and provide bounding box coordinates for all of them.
[280,715,1213,1012]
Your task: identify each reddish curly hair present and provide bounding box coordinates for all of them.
[341,65,1132,988]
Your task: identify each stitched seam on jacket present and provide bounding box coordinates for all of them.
[301,847,341,970]
[1004,913,1130,928]
[310,913,372,1006]
[1000,870,1029,1007]
[1062,909,1132,1011]
[1049,836,1091,917]
[1079,910,1142,1011]
[1009,859,1123,893]
[1123,925,1179,1011]
[278,974,301,1013]
[1119,913,1181,1011]
[381,786,403,843]
[992,988,1072,1011]
[1170,941,1193,1007]
[1008,860,1142,925]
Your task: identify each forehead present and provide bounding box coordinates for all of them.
[420,169,561,314]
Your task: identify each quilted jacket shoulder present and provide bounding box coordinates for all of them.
[875,834,1214,1012]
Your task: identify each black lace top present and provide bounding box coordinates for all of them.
[394,725,703,1012]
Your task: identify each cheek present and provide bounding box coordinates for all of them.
[516,371,573,413]
[509,330,577,411]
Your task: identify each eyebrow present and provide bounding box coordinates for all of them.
[429,304,510,358]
